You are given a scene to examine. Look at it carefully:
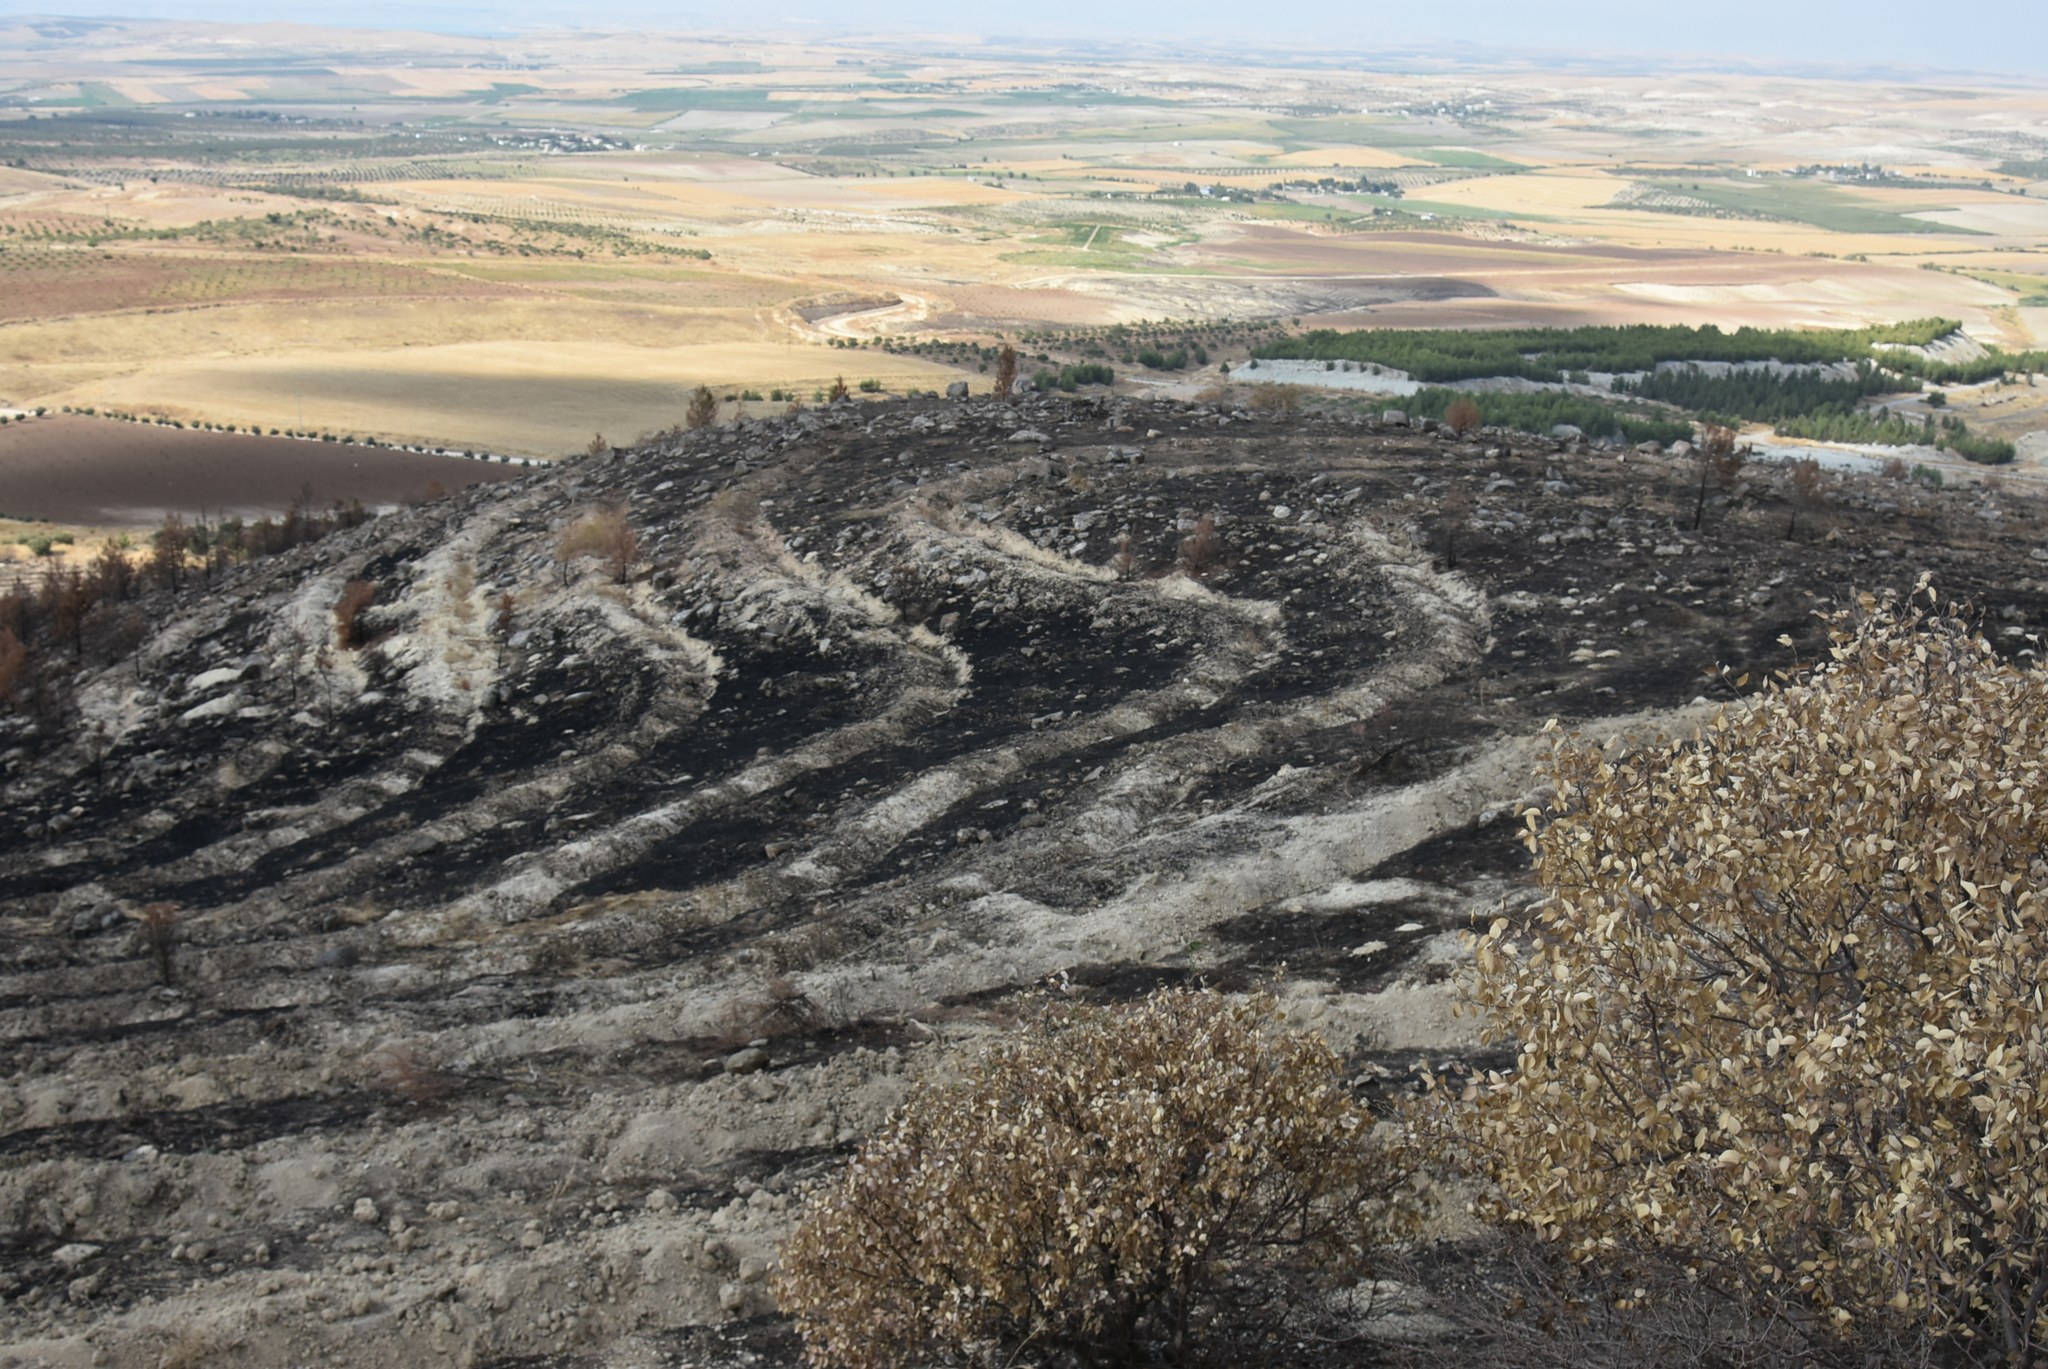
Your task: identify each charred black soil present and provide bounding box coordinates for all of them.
[4,393,2046,1366]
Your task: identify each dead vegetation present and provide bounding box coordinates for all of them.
[365,1043,457,1108]
[1449,588,2048,1364]
[779,988,1422,1368]
[714,975,823,1049]
[554,506,640,584]
[1177,512,1221,577]
[332,578,378,649]
[686,387,719,431]
[136,901,179,986]
[1246,383,1304,417]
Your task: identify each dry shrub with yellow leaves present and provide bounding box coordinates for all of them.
[554,506,639,585]
[1245,383,1304,417]
[777,987,1421,1368]
[1458,587,2048,1361]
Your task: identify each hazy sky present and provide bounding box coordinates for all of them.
[6,0,2046,76]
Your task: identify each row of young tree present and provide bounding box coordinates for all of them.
[1030,362,1115,392]
[1405,386,1694,445]
[1612,358,1911,421]
[1254,319,1961,384]
[0,498,371,725]
[1770,408,2018,463]
[1882,344,2048,386]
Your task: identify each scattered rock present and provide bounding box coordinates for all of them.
[52,1243,101,1270]
[724,1047,771,1075]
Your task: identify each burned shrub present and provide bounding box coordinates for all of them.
[778,987,1421,1368]
[366,1043,455,1108]
[555,507,640,585]
[1442,395,1481,436]
[1178,512,1220,578]
[332,579,379,650]
[686,386,719,430]
[137,902,179,986]
[1453,587,2048,1362]
[1245,383,1303,417]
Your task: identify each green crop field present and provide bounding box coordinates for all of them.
[1649,178,1980,235]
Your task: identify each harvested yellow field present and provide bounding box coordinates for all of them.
[1906,200,2048,236]
[1269,146,1423,169]
[24,180,311,229]
[1420,170,1628,215]
[1606,269,2011,330]
[0,292,758,364]
[389,169,1026,224]
[43,340,970,456]
[0,166,78,196]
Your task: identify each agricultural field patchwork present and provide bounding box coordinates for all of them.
[0,18,2044,463]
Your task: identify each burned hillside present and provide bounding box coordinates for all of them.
[3,394,2046,1367]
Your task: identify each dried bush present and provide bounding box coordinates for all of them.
[1786,455,1824,539]
[332,579,378,650]
[1245,383,1303,417]
[778,987,1422,1368]
[44,564,95,657]
[148,513,187,591]
[1452,587,2048,1362]
[994,344,1018,399]
[1178,512,1220,578]
[1111,531,1140,580]
[1398,1230,1817,1369]
[366,1043,455,1107]
[137,902,179,986]
[715,974,820,1047]
[555,507,640,584]
[828,374,851,403]
[1443,395,1482,436]
[1437,486,1474,570]
[0,626,25,706]
[90,538,134,602]
[686,385,719,430]
[1690,423,1746,530]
